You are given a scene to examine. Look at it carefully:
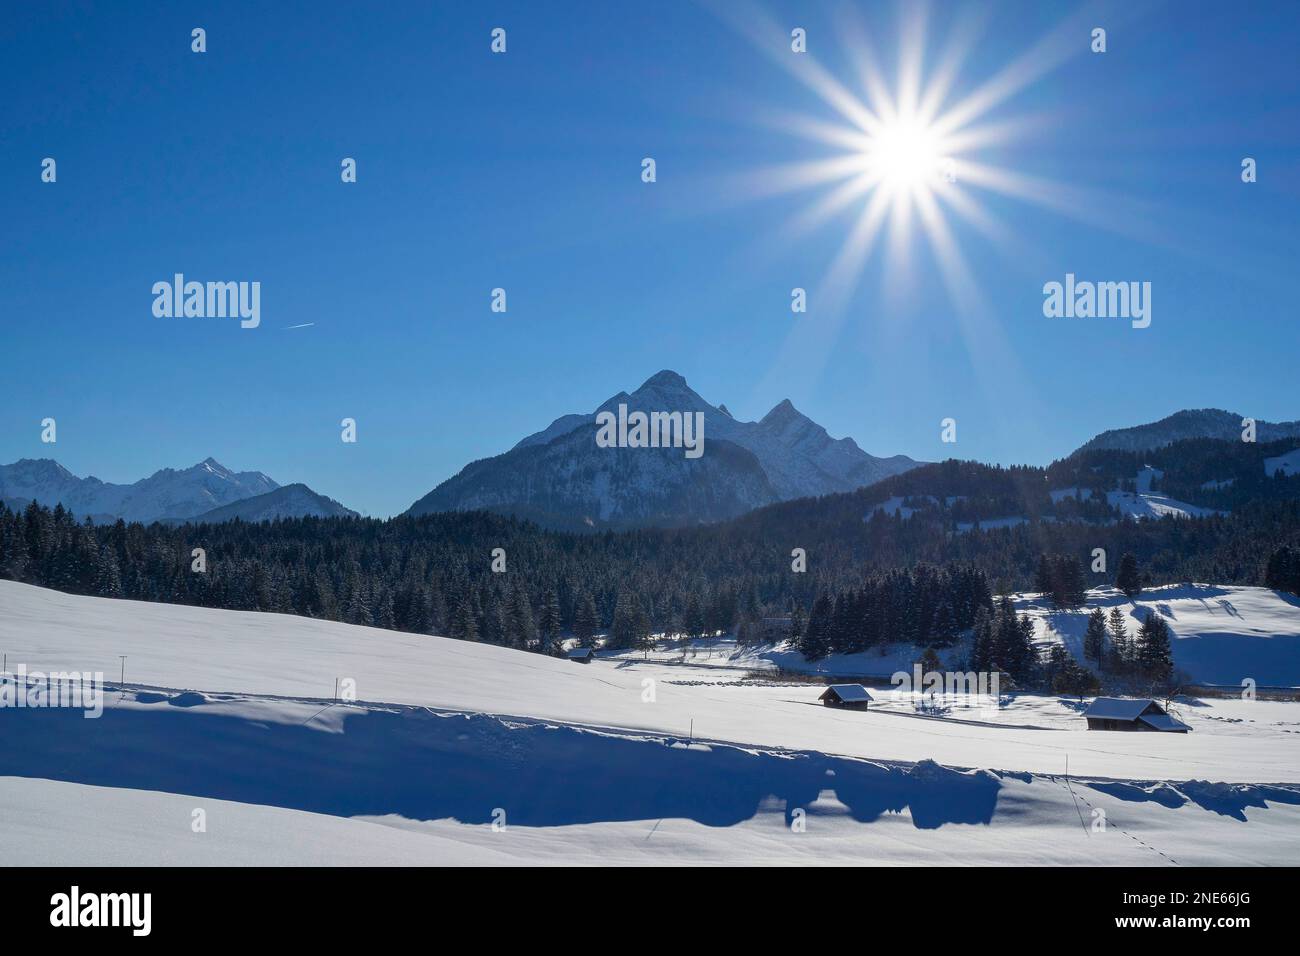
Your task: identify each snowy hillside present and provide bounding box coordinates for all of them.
[3,581,1300,865]
[1017,585,1300,686]
[1102,489,1221,519]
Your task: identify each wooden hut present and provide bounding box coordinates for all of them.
[818,684,873,710]
[1084,697,1189,732]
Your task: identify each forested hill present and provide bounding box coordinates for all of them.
[742,435,1300,527]
[3,435,1299,658]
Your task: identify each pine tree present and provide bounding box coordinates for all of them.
[484,591,509,646]
[632,596,654,655]
[1137,611,1174,684]
[738,584,761,631]
[991,596,1034,682]
[930,598,957,647]
[1107,606,1130,671]
[311,568,337,620]
[708,585,737,637]
[508,587,537,650]
[798,592,834,660]
[376,589,396,630]
[1044,644,1069,686]
[610,591,651,652]
[1083,607,1107,670]
[829,593,853,656]
[450,594,479,642]
[683,593,706,640]
[573,592,600,647]
[1116,552,1142,600]
[94,545,123,597]
[1034,554,1055,598]
[537,588,561,654]
[345,578,371,626]
[1053,657,1101,702]
[789,602,806,645]
[1058,556,1087,608]
[428,581,448,634]
[970,606,995,673]
[1265,545,1299,595]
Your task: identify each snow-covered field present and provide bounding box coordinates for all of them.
[3,580,1299,865]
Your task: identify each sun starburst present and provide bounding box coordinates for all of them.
[711,0,1105,314]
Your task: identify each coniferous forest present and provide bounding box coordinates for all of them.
[4,481,1298,675]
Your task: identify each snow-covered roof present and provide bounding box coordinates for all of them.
[567,647,595,659]
[1138,712,1189,732]
[821,684,873,702]
[1085,697,1160,721]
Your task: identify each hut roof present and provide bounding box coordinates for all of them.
[820,684,873,703]
[1084,697,1161,721]
[1137,712,1190,732]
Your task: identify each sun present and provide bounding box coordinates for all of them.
[859,116,948,196]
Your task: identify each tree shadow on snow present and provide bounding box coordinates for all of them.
[1086,779,1300,821]
[2,697,1001,830]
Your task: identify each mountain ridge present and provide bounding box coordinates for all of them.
[408,369,923,529]
[179,484,358,524]
[1077,408,1300,454]
[0,458,349,524]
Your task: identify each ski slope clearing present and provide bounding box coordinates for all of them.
[3,581,1300,865]
[1104,490,1221,519]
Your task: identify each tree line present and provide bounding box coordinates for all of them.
[0,493,1293,672]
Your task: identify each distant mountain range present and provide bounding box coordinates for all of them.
[1076,409,1300,454]
[7,395,1297,532]
[0,458,354,524]
[406,370,922,529]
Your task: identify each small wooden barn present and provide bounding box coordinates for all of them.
[818,684,873,710]
[566,647,596,664]
[1084,697,1189,732]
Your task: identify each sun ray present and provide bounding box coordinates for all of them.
[784,171,884,243]
[703,0,882,133]
[816,184,893,312]
[727,154,877,202]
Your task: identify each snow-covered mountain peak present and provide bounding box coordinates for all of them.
[4,458,75,481]
[760,398,804,428]
[636,369,690,393]
[410,371,922,528]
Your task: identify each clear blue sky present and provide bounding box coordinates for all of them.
[3,0,1298,516]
